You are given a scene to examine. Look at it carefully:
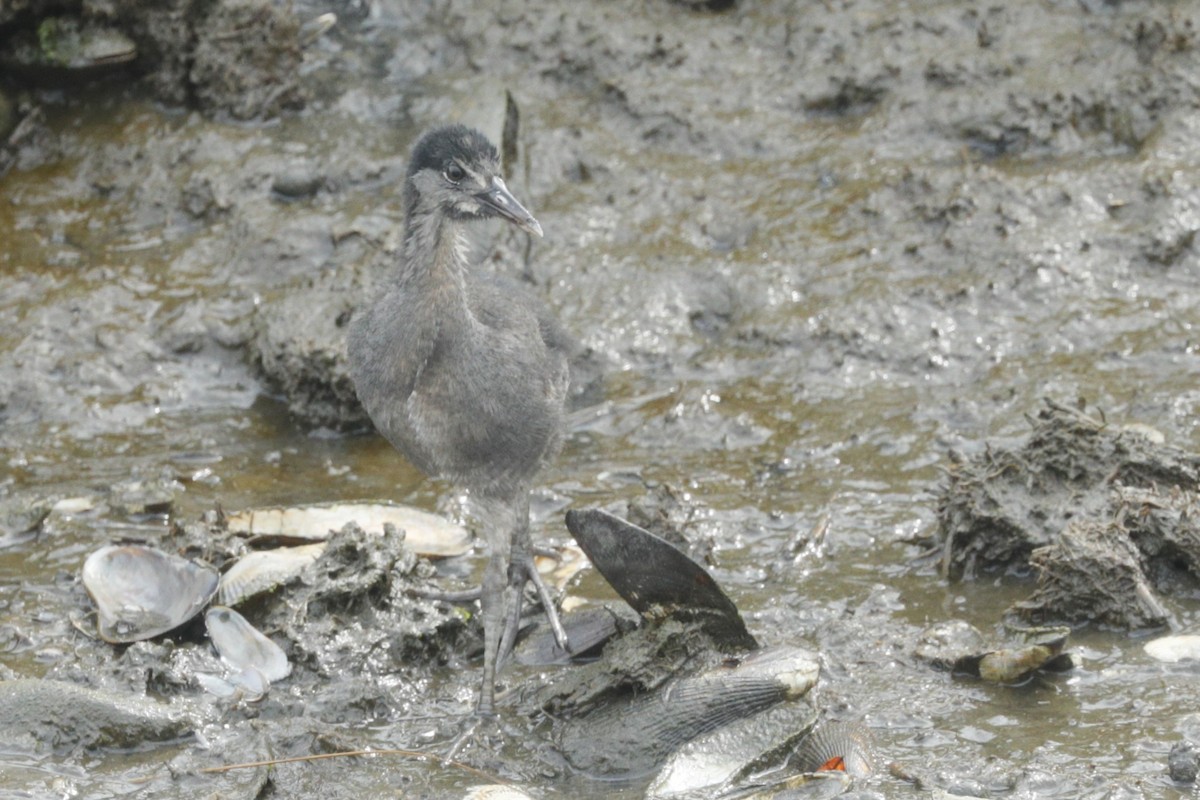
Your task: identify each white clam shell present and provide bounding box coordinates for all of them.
[1144,634,1200,663]
[461,787,536,800]
[218,542,326,606]
[82,544,218,643]
[224,501,471,557]
[205,605,291,683]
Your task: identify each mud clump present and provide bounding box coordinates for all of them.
[936,400,1200,628]
[126,0,307,118]
[1015,517,1170,629]
[0,678,193,752]
[250,265,375,431]
[0,0,305,119]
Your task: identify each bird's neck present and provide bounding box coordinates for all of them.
[398,208,471,311]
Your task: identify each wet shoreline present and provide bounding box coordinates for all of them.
[3,1,1200,797]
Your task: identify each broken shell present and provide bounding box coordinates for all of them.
[218,542,326,606]
[205,606,290,683]
[976,645,1058,682]
[196,666,270,704]
[533,543,588,592]
[299,12,337,46]
[82,545,218,643]
[915,621,1074,683]
[224,501,470,557]
[793,720,876,777]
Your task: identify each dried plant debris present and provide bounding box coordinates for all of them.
[1013,518,1171,629]
[935,400,1200,628]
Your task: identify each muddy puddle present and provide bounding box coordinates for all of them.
[3,0,1200,797]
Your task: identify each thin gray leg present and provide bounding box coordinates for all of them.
[476,494,522,716]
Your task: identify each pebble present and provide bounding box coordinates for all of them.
[272,165,323,199]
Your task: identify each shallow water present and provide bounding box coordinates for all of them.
[3,0,1200,797]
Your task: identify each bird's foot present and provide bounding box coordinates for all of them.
[443,707,506,760]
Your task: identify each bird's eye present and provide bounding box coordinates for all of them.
[444,163,466,183]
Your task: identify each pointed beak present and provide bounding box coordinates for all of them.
[477,176,543,238]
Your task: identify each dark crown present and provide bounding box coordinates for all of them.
[407,124,498,178]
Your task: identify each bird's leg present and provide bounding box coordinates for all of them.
[476,509,509,717]
[502,492,571,658]
[495,493,529,667]
[475,493,571,716]
[496,561,526,669]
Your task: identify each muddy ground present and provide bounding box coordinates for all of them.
[2,0,1200,798]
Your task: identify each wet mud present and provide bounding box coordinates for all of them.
[3,0,1200,798]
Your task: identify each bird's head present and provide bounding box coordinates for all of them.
[404,124,543,237]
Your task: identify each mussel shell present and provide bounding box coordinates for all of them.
[82,544,218,643]
[218,542,326,606]
[515,606,630,666]
[648,699,820,799]
[0,17,136,85]
[913,620,986,670]
[916,620,1074,682]
[735,770,853,800]
[967,641,1075,682]
[559,645,819,778]
[205,606,290,683]
[565,508,755,650]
